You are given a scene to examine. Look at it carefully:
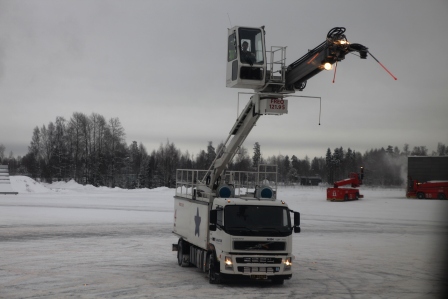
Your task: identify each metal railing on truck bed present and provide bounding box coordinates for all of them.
[175,164,278,200]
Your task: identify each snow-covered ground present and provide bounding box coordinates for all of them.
[1,176,447,298]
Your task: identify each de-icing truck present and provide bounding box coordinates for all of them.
[172,25,393,284]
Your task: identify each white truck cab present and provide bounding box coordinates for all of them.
[173,167,300,284]
[208,197,299,283]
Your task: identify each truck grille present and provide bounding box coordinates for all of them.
[236,257,282,264]
[233,241,286,251]
[237,266,279,274]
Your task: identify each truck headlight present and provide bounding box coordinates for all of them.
[284,257,292,270]
[225,256,233,269]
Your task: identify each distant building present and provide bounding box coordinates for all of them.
[299,176,322,186]
[408,156,448,182]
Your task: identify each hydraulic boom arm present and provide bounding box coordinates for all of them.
[203,26,391,195]
[206,97,262,191]
[284,27,369,91]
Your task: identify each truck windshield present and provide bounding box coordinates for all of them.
[224,205,291,236]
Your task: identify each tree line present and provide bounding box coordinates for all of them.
[1,112,447,188]
[254,143,447,186]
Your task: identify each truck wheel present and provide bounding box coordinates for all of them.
[208,253,221,284]
[344,194,348,201]
[355,193,359,200]
[177,239,189,267]
[438,193,446,200]
[417,193,425,199]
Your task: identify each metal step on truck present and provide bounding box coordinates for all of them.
[172,165,300,284]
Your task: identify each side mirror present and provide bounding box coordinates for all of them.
[294,212,300,233]
[294,212,300,226]
[210,210,217,224]
[209,210,217,231]
[208,210,218,232]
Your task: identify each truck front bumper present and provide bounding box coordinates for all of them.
[219,254,293,280]
[219,272,292,282]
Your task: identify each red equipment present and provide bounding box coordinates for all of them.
[327,168,364,201]
[406,179,448,199]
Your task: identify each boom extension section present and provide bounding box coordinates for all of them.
[284,27,368,91]
[203,94,287,194]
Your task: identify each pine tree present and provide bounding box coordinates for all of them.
[325,148,333,184]
[233,146,251,171]
[195,150,208,170]
[411,146,428,156]
[0,144,5,164]
[436,142,447,156]
[291,155,300,174]
[252,142,261,169]
[282,155,290,184]
[302,156,310,176]
[206,141,216,167]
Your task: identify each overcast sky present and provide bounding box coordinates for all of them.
[1,0,447,161]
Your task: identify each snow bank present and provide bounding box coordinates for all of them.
[9,176,172,194]
[9,176,53,193]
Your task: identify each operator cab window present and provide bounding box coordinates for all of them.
[239,28,264,65]
[238,28,264,80]
[228,33,237,61]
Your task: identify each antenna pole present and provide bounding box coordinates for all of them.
[227,13,232,27]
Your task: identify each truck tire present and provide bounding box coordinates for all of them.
[177,239,189,267]
[344,194,348,201]
[355,193,359,200]
[208,252,221,284]
[417,192,425,199]
[438,193,446,200]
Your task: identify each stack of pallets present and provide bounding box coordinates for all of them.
[0,165,18,195]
